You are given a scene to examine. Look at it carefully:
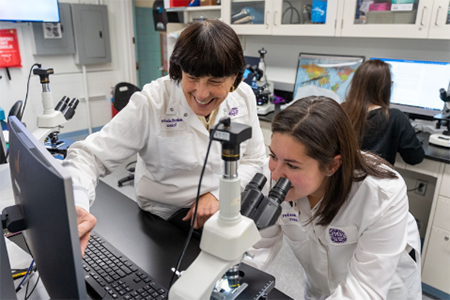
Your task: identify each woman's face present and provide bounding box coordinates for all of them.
[269,133,328,203]
[181,71,237,117]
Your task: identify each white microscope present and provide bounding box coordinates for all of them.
[429,88,450,148]
[31,68,79,153]
[169,119,291,300]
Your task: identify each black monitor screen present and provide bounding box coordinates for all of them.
[294,53,365,102]
[8,116,87,299]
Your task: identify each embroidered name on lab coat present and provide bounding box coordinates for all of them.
[160,116,186,131]
[282,212,299,223]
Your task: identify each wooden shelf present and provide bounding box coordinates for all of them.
[166,6,221,12]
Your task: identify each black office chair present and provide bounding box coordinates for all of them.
[112,82,141,187]
[8,100,23,121]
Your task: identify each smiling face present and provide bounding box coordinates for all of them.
[269,133,328,204]
[181,71,237,117]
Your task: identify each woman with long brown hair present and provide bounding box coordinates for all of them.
[341,59,424,165]
[247,97,421,299]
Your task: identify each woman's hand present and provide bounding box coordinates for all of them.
[182,192,219,229]
[76,206,97,257]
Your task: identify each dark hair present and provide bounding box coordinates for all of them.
[169,20,245,90]
[272,96,397,226]
[341,59,392,142]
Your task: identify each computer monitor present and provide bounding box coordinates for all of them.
[293,53,365,102]
[371,57,450,117]
[0,0,60,23]
[6,116,87,299]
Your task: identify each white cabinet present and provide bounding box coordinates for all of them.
[340,0,450,39]
[221,0,450,39]
[222,0,340,36]
[428,0,450,39]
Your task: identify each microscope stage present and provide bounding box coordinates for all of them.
[429,134,450,148]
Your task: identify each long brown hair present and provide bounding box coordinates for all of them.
[272,97,397,226]
[169,19,245,90]
[341,59,392,142]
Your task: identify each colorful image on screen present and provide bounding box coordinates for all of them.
[293,53,365,102]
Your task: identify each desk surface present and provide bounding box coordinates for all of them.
[416,132,450,164]
[91,181,292,299]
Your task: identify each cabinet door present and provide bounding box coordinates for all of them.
[422,227,450,294]
[340,0,433,39]
[428,0,450,39]
[222,0,273,35]
[271,0,340,36]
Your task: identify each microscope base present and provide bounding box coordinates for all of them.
[429,134,450,148]
[257,103,274,116]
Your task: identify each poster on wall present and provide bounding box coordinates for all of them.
[0,29,22,68]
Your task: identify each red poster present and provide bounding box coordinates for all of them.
[0,29,22,68]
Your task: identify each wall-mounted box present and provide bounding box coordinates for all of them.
[70,4,111,65]
[31,3,75,56]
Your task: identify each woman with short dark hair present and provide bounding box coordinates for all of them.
[247,97,421,299]
[65,20,267,254]
[342,59,424,165]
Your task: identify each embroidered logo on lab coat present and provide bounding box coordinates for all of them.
[328,228,347,244]
[229,107,239,116]
[160,116,186,131]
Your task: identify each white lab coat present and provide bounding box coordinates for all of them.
[63,76,267,219]
[246,163,422,300]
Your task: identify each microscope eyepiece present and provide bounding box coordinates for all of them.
[268,178,291,204]
[245,173,267,192]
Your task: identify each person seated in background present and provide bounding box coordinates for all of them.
[341,59,424,166]
[63,19,267,256]
[246,96,421,299]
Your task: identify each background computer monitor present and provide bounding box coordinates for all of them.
[0,0,60,22]
[293,53,365,102]
[371,57,450,118]
[7,116,87,299]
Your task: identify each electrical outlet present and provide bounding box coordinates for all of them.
[414,180,428,196]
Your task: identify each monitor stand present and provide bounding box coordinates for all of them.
[1,234,17,300]
[257,103,274,116]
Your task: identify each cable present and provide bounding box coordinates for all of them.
[282,1,300,24]
[25,275,40,300]
[167,118,228,293]
[21,63,42,120]
[408,183,425,193]
[15,259,34,292]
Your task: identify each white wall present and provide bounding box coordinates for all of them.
[0,0,136,134]
[243,35,450,91]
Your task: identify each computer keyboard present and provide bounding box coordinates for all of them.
[82,231,167,300]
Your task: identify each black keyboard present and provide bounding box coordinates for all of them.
[82,231,167,300]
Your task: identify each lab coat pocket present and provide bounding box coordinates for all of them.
[325,225,358,246]
[157,134,198,171]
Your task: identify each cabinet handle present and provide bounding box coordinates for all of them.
[420,6,427,26]
[266,11,270,27]
[273,11,277,26]
[435,6,442,26]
